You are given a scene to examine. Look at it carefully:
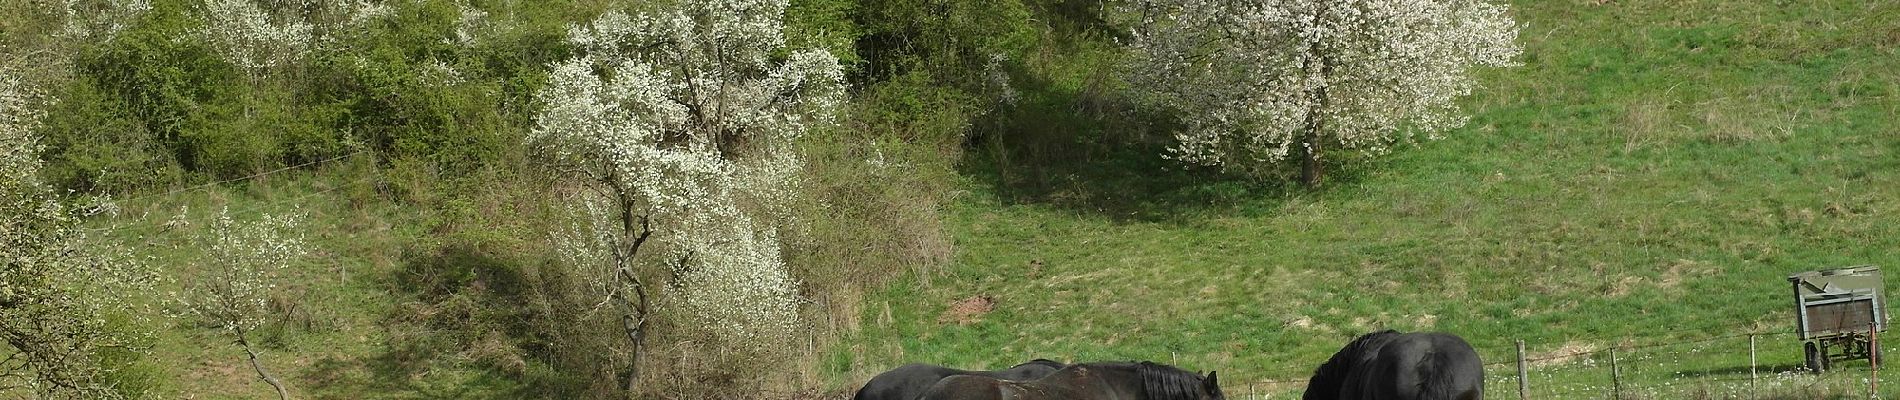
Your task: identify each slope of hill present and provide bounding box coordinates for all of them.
[6,0,1895,398]
[842,0,1900,397]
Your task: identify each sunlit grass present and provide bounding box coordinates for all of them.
[843,0,1900,398]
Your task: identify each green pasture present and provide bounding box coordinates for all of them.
[841,0,1900,398]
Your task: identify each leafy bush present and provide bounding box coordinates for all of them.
[35,78,177,192]
[308,0,530,175]
[77,4,245,176]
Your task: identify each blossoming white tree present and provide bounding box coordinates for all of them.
[527,0,843,392]
[1125,0,1520,186]
[178,207,304,400]
[196,0,392,75]
[57,0,153,41]
[198,0,315,74]
[1,70,151,399]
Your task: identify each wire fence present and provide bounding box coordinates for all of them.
[1224,321,1893,399]
[81,150,377,234]
[115,150,366,205]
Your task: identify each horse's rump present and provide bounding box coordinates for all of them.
[1409,333,1483,400]
[1310,331,1483,400]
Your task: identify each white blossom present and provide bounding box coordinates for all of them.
[1125,0,1521,178]
[452,1,489,48]
[530,0,841,357]
[327,0,391,30]
[1,68,154,400]
[58,0,153,41]
[176,207,306,335]
[195,0,394,74]
[198,0,316,73]
[985,53,1019,106]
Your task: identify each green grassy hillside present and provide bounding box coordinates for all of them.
[6,0,1896,398]
[842,0,1900,398]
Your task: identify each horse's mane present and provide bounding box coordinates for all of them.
[1135,361,1215,400]
[1015,359,1065,369]
[1305,330,1402,400]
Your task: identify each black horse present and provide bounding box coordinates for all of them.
[918,361,1223,400]
[1304,330,1484,400]
[854,359,1066,400]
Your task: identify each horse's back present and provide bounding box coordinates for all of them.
[857,363,962,400]
[993,363,1061,381]
[918,375,1006,400]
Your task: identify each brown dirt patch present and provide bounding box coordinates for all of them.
[1528,341,1600,368]
[939,295,996,325]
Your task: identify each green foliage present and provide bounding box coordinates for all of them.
[50,0,356,183]
[853,70,981,148]
[308,0,573,180]
[76,4,243,175]
[179,100,287,180]
[35,0,578,191]
[852,0,1036,84]
[786,0,863,69]
[317,6,494,168]
[35,78,176,192]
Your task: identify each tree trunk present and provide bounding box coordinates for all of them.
[236,328,289,400]
[619,291,648,394]
[1300,129,1324,187]
[612,206,655,396]
[1298,0,1336,189]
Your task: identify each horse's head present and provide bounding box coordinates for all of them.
[1200,370,1224,400]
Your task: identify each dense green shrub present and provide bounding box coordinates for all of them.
[35,78,177,192]
[852,0,1036,85]
[787,0,865,69]
[308,0,574,178]
[76,5,244,177]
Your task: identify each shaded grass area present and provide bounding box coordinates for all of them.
[88,163,558,399]
[843,0,1900,397]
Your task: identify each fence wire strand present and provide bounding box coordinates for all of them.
[113,150,366,205]
[84,151,379,234]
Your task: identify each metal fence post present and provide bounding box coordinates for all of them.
[1872,322,1880,399]
[1517,339,1529,400]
